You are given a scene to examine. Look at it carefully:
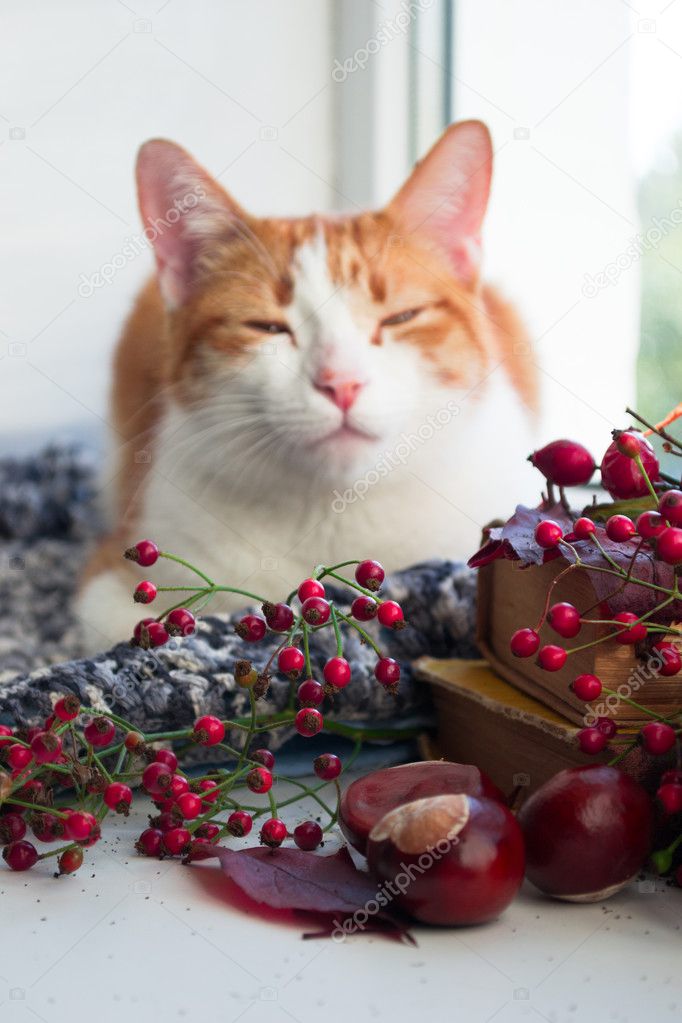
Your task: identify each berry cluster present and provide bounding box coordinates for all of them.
[0,554,412,874]
[493,414,682,826]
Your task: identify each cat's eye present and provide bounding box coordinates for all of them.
[380,307,423,327]
[244,320,292,336]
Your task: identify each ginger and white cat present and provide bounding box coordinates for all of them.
[78,119,538,649]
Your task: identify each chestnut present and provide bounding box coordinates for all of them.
[518,765,653,902]
[366,794,525,926]
[339,760,504,855]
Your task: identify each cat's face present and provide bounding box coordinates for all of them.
[137,122,496,484]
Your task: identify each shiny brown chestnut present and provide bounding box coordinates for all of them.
[518,765,653,902]
[339,761,505,855]
[366,793,525,926]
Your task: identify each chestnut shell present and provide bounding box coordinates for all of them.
[339,760,504,855]
[367,794,525,926]
[518,765,653,901]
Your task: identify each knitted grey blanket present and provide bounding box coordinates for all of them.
[0,448,478,756]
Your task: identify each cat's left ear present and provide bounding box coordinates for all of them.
[386,120,492,285]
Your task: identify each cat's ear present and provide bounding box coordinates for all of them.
[386,120,492,284]
[136,139,246,308]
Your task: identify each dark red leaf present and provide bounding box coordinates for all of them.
[485,504,573,567]
[213,845,378,915]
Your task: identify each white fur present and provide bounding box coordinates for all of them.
[78,233,537,649]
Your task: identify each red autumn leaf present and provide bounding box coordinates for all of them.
[214,845,379,916]
[471,502,682,625]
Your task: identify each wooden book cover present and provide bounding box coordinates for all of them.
[414,657,651,797]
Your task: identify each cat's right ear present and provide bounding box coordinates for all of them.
[136,139,246,308]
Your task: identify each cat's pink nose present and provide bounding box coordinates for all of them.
[314,377,365,412]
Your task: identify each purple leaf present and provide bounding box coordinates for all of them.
[214,845,381,915]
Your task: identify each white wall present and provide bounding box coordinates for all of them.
[452,0,638,453]
[0,0,334,453]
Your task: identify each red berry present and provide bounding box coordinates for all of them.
[195,822,221,841]
[168,774,190,801]
[351,596,378,621]
[374,657,401,686]
[293,821,323,851]
[166,608,196,636]
[295,708,323,737]
[175,792,202,820]
[653,641,682,677]
[278,646,305,679]
[314,753,342,781]
[577,728,608,755]
[124,731,144,751]
[297,578,325,602]
[136,828,164,857]
[54,694,80,722]
[251,749,275,770]
[30,813,64,843]
[571,674,602,701]
[529,439,595,487]
[657,526,682,565]
[355,560,385,591]
[65,811,97,843]
[155,748,178,772]
[377,601,404,628]
[134,580,157,604]
[573,517,596,540]
[605,514,635,543]
[262,601,294,633]
[640,721,677,755]
[323,657,351,689]
[0,813,27,845]
[537,645,567,671]
[657,782,682,814]
[197,779,220,804]
[297,679,324,707]
[227,810,253,837]
[133,617,155,643]
[144,621,170,648]
[7,744,32,771]
[595,716,618,739]
[3,840,38,871]
[163,827,191,855]
[636,510,666,540]
[126,539,159,567]
[236,614,267,643]
[612,612,647,644]
[547,602,581,639]
[510,627,540,658]
[659,489,682,527]
[83,717,116,748]
[246,766,273,794]
[103,782,133,814]
[301,596,330,626]
[193,715,225,747]
[601,432,659,499]
[58,846,84,874]
[142,761,172,796]
[30,731,62,765]
[534,519,563,549]
[260,818,287,848]
[0,724,13,746]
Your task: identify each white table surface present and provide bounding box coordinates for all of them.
[1,785,681,1023]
